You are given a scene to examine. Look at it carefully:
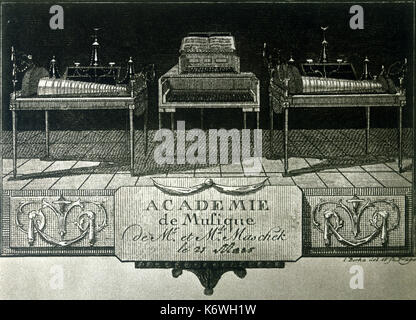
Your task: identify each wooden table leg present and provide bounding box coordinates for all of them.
[270,96,274,156]
[144,107,148,155]
[158,112,162,130]
[243,112,247,129]
[284,108,289,176]
[365,107,370,154]
[256,111,259,129]
[171,112,175,131]
[270,95,274,130]
[129,108,135,173]
[398,105,403,172]
[200,109,204,130]
[45,110,49,157]
[12,110,17,178]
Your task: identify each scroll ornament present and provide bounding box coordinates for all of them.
[312,195,400,247]
[151,178,268,196]
[16,195,107,247]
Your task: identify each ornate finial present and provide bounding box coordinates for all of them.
[11,45,15,62]
[399,58,407,93]
[49,55,59,78]
[90,28,100,66]
[11,46,17,93]
[263,42,271,62]
[379,64,386,76]
[320,26,329,63]
[127,56,135,79]
[361,56,371,80]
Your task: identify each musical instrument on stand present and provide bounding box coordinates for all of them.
[9,29,153,178]
[158,32,260,130]
[266,27,407,175]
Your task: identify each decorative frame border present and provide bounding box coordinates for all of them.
[302,187,413,257]
[1,186,413,294]
[1,189,116,256]
[2,187,413,257]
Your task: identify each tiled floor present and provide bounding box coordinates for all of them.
[2,129,413,190]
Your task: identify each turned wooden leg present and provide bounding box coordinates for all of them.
[158,112,162,130]
[129,108,135,173]
[365,107,370,154]
[398,105,403,172]
[270,96,274,130]
[243,112,247,129]
[200,109,204,130]
[284,108,289,176]
[256,111,260,129]
[171,112,175,131]
[270,98,274,156]
[144,107,148,155]
[12,110,17,178]
[45,110,49,157]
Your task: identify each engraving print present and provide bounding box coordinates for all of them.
[0,1,414,299]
